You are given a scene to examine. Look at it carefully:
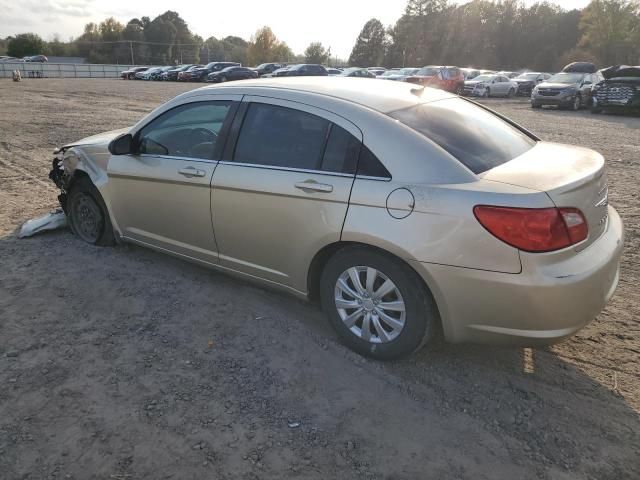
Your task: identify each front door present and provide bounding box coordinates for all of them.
[107,97,240,264]
[210,97,361,291]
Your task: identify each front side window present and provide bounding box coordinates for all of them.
[234,103,330,170]
[389,98,535,174]
[137,101,231,160]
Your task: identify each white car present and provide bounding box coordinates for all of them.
[462,74,518,98]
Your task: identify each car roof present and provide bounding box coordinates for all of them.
[195,77,454,113]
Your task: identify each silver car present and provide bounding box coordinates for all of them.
[462,74,518,97]
[49,78,624,359]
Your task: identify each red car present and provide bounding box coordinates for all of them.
[405,66,465,93]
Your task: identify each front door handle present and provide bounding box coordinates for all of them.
[295,180,333,193]
[178,166,206,178]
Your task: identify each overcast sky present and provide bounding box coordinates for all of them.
[0,0,591,59]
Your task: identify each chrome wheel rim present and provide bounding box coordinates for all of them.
[72,193,102,243]
[334,266,406,344]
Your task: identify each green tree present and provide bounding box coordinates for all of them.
[7,33,45,58]
[304,42,329,64]
[246,27,291,65]
[579,0,640,65]
[349,19,387,67]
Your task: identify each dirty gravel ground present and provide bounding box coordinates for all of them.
[0,79,638,480]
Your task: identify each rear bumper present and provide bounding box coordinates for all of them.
[411,206,624,345]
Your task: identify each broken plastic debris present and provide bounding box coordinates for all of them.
[18,209,68,238]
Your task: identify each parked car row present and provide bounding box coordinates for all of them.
[117,60,639,115]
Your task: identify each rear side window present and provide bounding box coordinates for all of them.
[358,146,391,178]
[389,98,535,174]
[234,103,330,170]
[321,125,360,174]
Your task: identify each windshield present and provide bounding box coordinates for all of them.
[417,67,439,76]
[389,98,535,174]
[548,72,584,84]
[516,73,539,80]
[399,68,418,75]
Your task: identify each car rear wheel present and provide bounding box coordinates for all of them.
[320,246,439,360]
[67,177,115,246]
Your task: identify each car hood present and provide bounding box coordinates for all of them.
[514,78,535,83]
[601,65,640,80]
[465,80,486,85]
[536,82,576,89]
[62,127,130,150]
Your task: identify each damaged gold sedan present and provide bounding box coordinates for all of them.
[49,77,623,359]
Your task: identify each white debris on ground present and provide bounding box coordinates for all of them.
[18,208,68,238]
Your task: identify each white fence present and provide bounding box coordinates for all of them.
[0,62,157,79]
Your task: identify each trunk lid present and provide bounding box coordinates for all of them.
[480,142,609,251]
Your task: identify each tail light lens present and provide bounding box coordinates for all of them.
[473,206,588,252]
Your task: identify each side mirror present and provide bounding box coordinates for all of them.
[108,133,133,155]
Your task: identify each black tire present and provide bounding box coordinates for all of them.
[507,87,515,98]
[591,105,603,114]
[572,94,582,111]
[531,102,541,109]
[483,88,490,98]
[320,246,439,360]
[67,177,115,246]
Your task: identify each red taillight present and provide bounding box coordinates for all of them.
[473,206,588,253]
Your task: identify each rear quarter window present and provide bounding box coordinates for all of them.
[389,98,535,174]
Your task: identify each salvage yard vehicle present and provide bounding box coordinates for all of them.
[382,67,420,81]
[531,71,602,110]
[405,66,465,93]
[591,65,640,114]
[514,72,551,96]
[190,62,241,82]
[49,78,623,360]
[462,74,518,97]
[162,64,195,81]
[338,67,375,78]
[253,63,283,76]
[206,66,258,83]
[120,66,149,80]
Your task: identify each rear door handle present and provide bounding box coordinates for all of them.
[178,166,206,178]
[294,181,333,193]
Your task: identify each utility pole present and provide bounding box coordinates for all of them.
[129,41,134,65]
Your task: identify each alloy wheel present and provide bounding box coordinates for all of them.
[334,266,406,344]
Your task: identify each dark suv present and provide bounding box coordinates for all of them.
[279,64,328,77]
[531,71,602,110]
[254,63,283,76]
[592,65,640,114]
[189,62,241,82]
[513,72,550,96]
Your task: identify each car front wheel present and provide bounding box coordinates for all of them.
[320,247,438,360]
[67,177,115,246]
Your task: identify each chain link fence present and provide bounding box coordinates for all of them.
[0,62,159,79]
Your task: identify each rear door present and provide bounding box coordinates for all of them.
[210,97,361,291]
[107,96,241,264]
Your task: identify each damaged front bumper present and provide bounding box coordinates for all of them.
[48,153,70,213]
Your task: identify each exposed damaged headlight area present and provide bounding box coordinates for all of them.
[48,151,70,214]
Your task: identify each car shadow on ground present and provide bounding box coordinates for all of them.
[1,228,639,479]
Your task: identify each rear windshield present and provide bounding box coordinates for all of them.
[389,98,535,174]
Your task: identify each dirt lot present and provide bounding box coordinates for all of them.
[0,79,638,480]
